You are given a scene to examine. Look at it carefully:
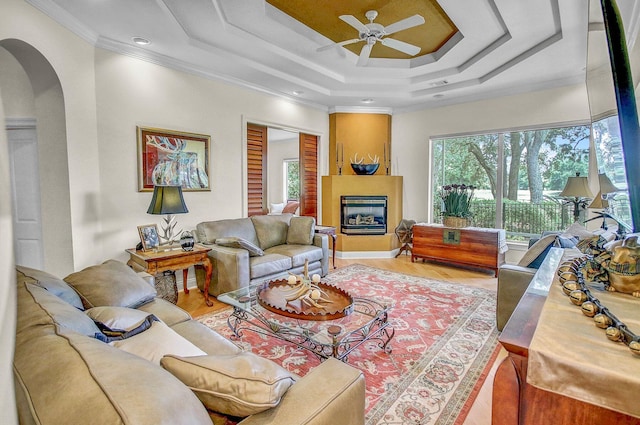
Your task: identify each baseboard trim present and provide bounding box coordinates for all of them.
[337,249,400,259]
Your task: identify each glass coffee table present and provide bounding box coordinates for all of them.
[217,283,394,362]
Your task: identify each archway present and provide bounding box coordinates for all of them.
[0,38,73,276]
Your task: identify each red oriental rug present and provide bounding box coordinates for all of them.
[198,264,499,425]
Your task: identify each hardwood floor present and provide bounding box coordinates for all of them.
[177,254,503,425]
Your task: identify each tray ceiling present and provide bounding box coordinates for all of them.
[22,0,640,112]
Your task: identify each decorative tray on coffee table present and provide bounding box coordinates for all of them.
[256,279,354,321]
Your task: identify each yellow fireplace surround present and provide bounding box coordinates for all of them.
[322,175,402,255]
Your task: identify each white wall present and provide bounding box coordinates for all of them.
[0,88,18,424]
[0,0,101,274]
[393,84,591,224]
[93,49,328,265]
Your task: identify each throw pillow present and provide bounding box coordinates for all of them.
[17,265,85,310]
[562,222,596,240]
[282,201,299,214]
[110,321,206,365]
[85,306,156,331]
[518,234,558,268]
[286,216,315,245]
[25,283,102,337]
[64,260,157,309]
[269,202,285,215]
[161,352,297,417]
[251,215,291,250]
[215,237,264,257]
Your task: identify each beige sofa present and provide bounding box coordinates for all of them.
[14,261,365,425]
[195,214,329,296]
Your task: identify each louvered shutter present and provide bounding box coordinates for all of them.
[247,124,267,216]
[299,133,318,220]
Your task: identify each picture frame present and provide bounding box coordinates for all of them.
[137,224,160,251]
[137,126,211,192]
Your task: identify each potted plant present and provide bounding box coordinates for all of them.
[439,184,475,228]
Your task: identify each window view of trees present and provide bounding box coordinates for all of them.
[284,159,299,201]
[432,124,598,240]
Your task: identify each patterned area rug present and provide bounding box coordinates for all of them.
[198,264,499,425]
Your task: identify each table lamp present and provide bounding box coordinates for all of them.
[587,173,621,231]
[147,185,188,246]
[560,172,593,222]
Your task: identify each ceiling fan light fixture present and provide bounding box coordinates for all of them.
[132,37,151,46]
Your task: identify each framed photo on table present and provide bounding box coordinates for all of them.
[137,224,160,251]
[137,126,211,192]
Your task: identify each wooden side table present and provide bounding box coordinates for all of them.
[126,245,214,306]
[315,225,337,269]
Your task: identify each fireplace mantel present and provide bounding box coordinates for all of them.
[322,175,402,255]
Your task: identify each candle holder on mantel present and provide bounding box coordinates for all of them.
[336,142,344,175]
[383,142,390,175]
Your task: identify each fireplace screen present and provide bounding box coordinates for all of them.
[341,196,387,235]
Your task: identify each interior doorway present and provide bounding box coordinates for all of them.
[246,123,318,220]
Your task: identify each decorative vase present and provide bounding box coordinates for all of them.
[180,231,195,251]
[443,216,470,228]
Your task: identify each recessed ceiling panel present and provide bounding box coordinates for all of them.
[265,0,458,59]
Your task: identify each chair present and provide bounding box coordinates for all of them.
[394,219,416,257]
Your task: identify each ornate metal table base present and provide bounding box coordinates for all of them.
[226,297,394,362]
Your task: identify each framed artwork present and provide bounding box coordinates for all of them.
[137,126,211,192]
[137,224,160,251]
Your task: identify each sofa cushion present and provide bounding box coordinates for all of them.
[249,253,292,279]
[216,236,264,256]
[25,283,101,337]
[170,320,242,356]
[17,265,84,310]
[110,320,206,365]
[15,326,213,425]
[267,244,323,268]
[286,216,315,245]
[251,214,292,250]
[161,352,296,417]
[64,260,157,309]
[137,298,192,327]
[197,217,259,246]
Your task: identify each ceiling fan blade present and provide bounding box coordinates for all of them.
[357,43,373,66]
[383,14,425,36]
[339,15,370,34]
[316,38,361,52]
[380,38,421,56]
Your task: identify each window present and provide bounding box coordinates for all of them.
[432,123,600,240]
[283,159,299,201]
[592,115,631,226]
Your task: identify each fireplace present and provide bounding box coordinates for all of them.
[341,196,387,235]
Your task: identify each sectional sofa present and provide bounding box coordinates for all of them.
[13,260,364,424]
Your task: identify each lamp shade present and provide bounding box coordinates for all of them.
[588,191,610,209]
[560,174,593,198]
[147,185,188,215]
[598,173,620,194]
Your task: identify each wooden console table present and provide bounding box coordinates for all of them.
[126,245,213,306]
[411,224,505,276]
[492,248,640,425]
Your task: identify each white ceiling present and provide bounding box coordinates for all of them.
[25,0,640,113]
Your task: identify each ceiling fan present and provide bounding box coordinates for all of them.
[317,10,425,66]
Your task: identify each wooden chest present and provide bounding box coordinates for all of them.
[411,224,505,276]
